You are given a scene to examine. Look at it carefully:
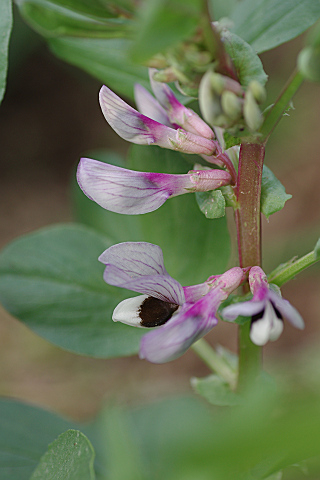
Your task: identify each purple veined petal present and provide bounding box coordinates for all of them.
[134,84,172,127]
[99,85,156,144]
[248,266,269,298]
[77,158,195,215]
[99,242,185,305]
[268,290,305,330]
[99,242,168,277]
[222,300,266,322]
[99,86,216,155]
[103,265,185,305]
[149,69,214,139]
[183,282,210,303]
[139,290,221,363]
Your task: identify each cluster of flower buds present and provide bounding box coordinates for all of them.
[99,242,304,363]
[199,70,267,133]
[148,30,214,97]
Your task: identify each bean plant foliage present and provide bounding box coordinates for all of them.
[1,0,320,478]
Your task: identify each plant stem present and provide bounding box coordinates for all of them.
[192,339,236,387]
[268,250,320,287]
[260,69,304,142]
[235,142,265,389]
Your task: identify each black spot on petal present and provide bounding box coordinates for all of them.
[251,310,264,324]
[139,297,179,328]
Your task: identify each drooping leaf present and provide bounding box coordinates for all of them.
[0,224,145,358]
[230,0,320,54]
[49,37,149,99]
[17,0,132,39]
[191,374,240,406]
[195,190,226,219]
[221,29,268,87]
[0,0,13,104]
[261,165,292,219]
[129,0,202,62]
[128,145,231,283]
[30,430,96,480]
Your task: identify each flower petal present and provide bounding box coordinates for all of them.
[99,242,185,305]
[134,83,171,126]
[77,158,187,215]
[149,69,214,139]
[99,242,168,277]
[112,294,179,328]
[99,85,217,155]
[222,300,266,321]
[269,290,305,330]
[139,288,222,363]
[250,301,280,346]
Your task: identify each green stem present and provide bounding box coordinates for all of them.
[268,250,320,287]
[235,142,265,389]
[192,339,236,387]
[260,69,304,142]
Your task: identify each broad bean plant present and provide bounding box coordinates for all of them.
[1,0,320,479]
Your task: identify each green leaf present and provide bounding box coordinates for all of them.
[208,0,239,21]
[0,398,78,480]
[191,374,241,406]
[221,29,268,87]
[128,145,231,283]
[230,0,320,54]
[49,37,149,99]
[0,224,145,358]
[130,0,202,62]
[30,430,96,480]
[195,190,226,219]
[0,0,13,105]
[261,165,292,219]
[17,0,132,39]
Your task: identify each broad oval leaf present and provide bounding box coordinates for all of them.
[30,430,96,480]
[0,0,12,104]
[230,0,320,54]
[17,0,132,39]
[261,165,292,219]
[0,224,145,358]
[129,0,202,62]
[49,37,149,99]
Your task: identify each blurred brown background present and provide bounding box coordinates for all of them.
[0,10,319,420]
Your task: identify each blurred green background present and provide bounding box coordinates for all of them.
[0,6,319,421]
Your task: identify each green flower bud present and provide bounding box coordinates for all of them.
[298,46,320,82]
[243,90,263,132]
[248,80,267,104]
[221,91,243,121]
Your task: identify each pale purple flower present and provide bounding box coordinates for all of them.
[99,85,217,156]
[222,266,304,346]
[77,158,231,215]
[99,242,246,363]
[134,68,215,139]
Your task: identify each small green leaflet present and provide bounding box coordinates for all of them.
[30,430,96,480]
[0,0,13,104]
[261,165,292,219]
[191,374,241,406]
[195,190,226,219]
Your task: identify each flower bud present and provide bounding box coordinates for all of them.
[248,80,267,104]
[298,46,320,82]
[243,90,263,132]
[221,91,243,121]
